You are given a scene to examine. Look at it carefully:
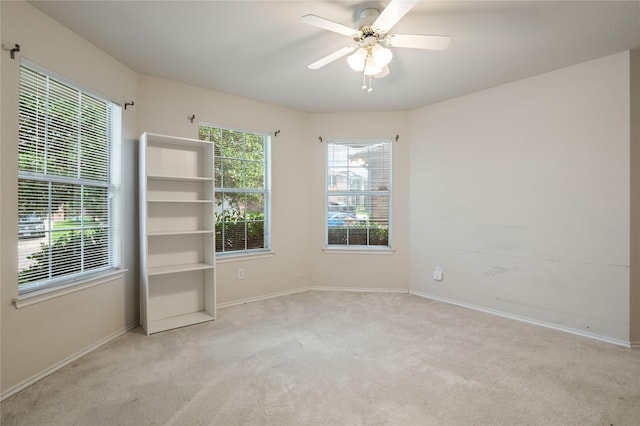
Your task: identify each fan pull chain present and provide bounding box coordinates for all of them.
[361,71,374,92]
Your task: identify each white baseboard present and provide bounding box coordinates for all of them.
[1,322,138,402]
[217,285,408,309]
[308,286,408,294]
[409,290,632,348]
[217,287,310,309]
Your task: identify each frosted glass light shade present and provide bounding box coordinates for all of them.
[374,65,390,78]
[363,55,382,76]
[347,48,367,72]
[372,44,393,68]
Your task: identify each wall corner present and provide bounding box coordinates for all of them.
[630,49,640,343]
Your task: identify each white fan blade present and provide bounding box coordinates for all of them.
[308,45,359,69]
[301,14,360,37]
[373,0,419,33]
[385,34,451,50]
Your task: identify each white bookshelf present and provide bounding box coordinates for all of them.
[139,132,216,335]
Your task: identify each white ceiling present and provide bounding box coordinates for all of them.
[29,1,640,113]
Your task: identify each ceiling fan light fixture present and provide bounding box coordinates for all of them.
[347,48,367,72]
[374,65,390,79]
[363,55,382,76]
[302,0,451,92]
[372,44,393,68]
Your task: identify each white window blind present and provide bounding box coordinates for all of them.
[198,124,271,254]
[326,140,391,247]
[18,63,121,294]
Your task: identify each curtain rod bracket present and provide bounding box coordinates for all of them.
[2,43,20,59]
[395,134,399,142]
[124,101,135,110]
[10,44,20,59]
[274,130,280,137]
[188,114,196,123]
[319,136,323,143]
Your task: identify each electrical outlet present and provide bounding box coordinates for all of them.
[237,268,245,280]
[433,267,443,281]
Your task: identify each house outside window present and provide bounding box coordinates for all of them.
[198,124,271,254]
[326,140,391,248]
[17,62,121,294]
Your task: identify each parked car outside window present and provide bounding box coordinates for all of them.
[327,212,358,227]
[19,214,45,238]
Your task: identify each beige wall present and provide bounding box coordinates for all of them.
[136,75,312,304]
[308,112,410,290]
[1,1,138,394]
[409,52,632,343]
[2,0,638,400]
[630,49,640,346]
[0,0,3,394]
[136,77,412,300]
[1,2,414,394]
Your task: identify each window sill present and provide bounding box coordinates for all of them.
[13,269,128,309]
[216,251,275,263]
[323,247,395,255]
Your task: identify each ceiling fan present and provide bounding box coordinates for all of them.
[301,0,450,91]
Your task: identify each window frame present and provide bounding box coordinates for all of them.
[17,60,122,296]
[198,122,272,257]
[325,139,393,251]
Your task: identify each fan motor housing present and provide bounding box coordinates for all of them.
[354,8,383,42]
[358,26,379,40]
[357,8,380,26]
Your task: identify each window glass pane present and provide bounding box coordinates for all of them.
[247,219,264,249]
[200,124,270,254]
[84,186,108,223]
[326,141,391,248]
[18,69,47,174]
[221,158,244,188]
[17,64,119,294]
[51,231,82,278]
[368,195,389,226]
[245,160,264,189]
[367,195,389,246]
[225,221,246,251]
[246,192,265,250]
[225,192,245,220]
[19,239,50,285]
[18,180,48,282]
[214,157,222,187]
[18,179,48,222]
[214,192,224,219]
[219,191,246,251]
[221,129,243,159]
[214,192,224,252]
[80,95,109,181]
[52,183,81,222]
[244,134,264,162]
[84,225,109,270]
[215,222,224,252]
[47,79,80,178]
[327,226,348,245]
[246,193,264,217]
[50,183,84,278]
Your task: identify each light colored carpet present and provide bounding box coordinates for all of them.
[2,290,639,425]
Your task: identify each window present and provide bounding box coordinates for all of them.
[326,140,391,247]
[198,124,270,254]
[18,63,121,294]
